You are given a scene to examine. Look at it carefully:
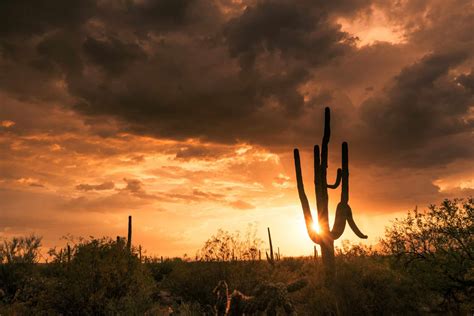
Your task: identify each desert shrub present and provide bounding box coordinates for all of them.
[145,257,175,282]
[0,235,43,303]
[283,252,422,315]
[334,255,423,314]
[197,225,263,262]
[163,261,229,305]
[0,235,42,265]
[382,198,474,313]
[47,237,156,315]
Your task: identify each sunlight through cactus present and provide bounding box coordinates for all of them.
[294,107,367,281]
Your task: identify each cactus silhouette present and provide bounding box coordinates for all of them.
[265,227,275,266]
[293,107,367,280]
[127,215,132,251]
[67,244,71,263]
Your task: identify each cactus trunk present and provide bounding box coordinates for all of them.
[294,107,367,282]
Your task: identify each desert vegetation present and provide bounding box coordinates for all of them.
[0,198,472,315]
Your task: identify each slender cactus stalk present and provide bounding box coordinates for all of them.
[294,107,367,281]
[127,215,132,251]
[266,227,275,265]
[67,244,71,263]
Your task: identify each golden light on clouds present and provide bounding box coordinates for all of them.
[337,7,406,47]
[1,120,15,128]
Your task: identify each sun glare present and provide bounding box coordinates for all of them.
[311,222,321,234]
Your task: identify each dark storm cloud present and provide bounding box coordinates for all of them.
[0,0,96,38]
[224,0,355,69]
[356,51,474,167]
[62,0,366,144]
[83,36,145,75]
[0,0,367,143]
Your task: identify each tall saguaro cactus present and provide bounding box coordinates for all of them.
[293,107,367,280]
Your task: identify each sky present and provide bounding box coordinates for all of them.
[0,0,473,258]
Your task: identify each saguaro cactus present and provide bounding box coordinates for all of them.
[293,107,367,279]
[67,244,71,263]
[127,215,132,251]
[265,227,275,265]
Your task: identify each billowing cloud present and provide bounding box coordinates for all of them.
[356,51,474,167]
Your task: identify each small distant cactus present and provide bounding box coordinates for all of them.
[127,215,132,251]
[294,107,367,281]
[265,227,275,266]
[67,244,71,263]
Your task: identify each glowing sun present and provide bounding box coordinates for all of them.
[311,222,321,234]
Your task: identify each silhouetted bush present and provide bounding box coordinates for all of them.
[0,237,157,315]
[145,257,175,282]
[49,237,156,314]
[382,198,474,313]
[0,235,43,306]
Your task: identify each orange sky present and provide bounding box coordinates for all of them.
[1,0,473,257]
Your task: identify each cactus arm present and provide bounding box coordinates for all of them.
[340,142,368,238]
[321,107,330,171]
[294,148,322,244]
[327,168,342,189]
[346,205,368,239]
[330,202,348,239]
[341,142,349,203]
